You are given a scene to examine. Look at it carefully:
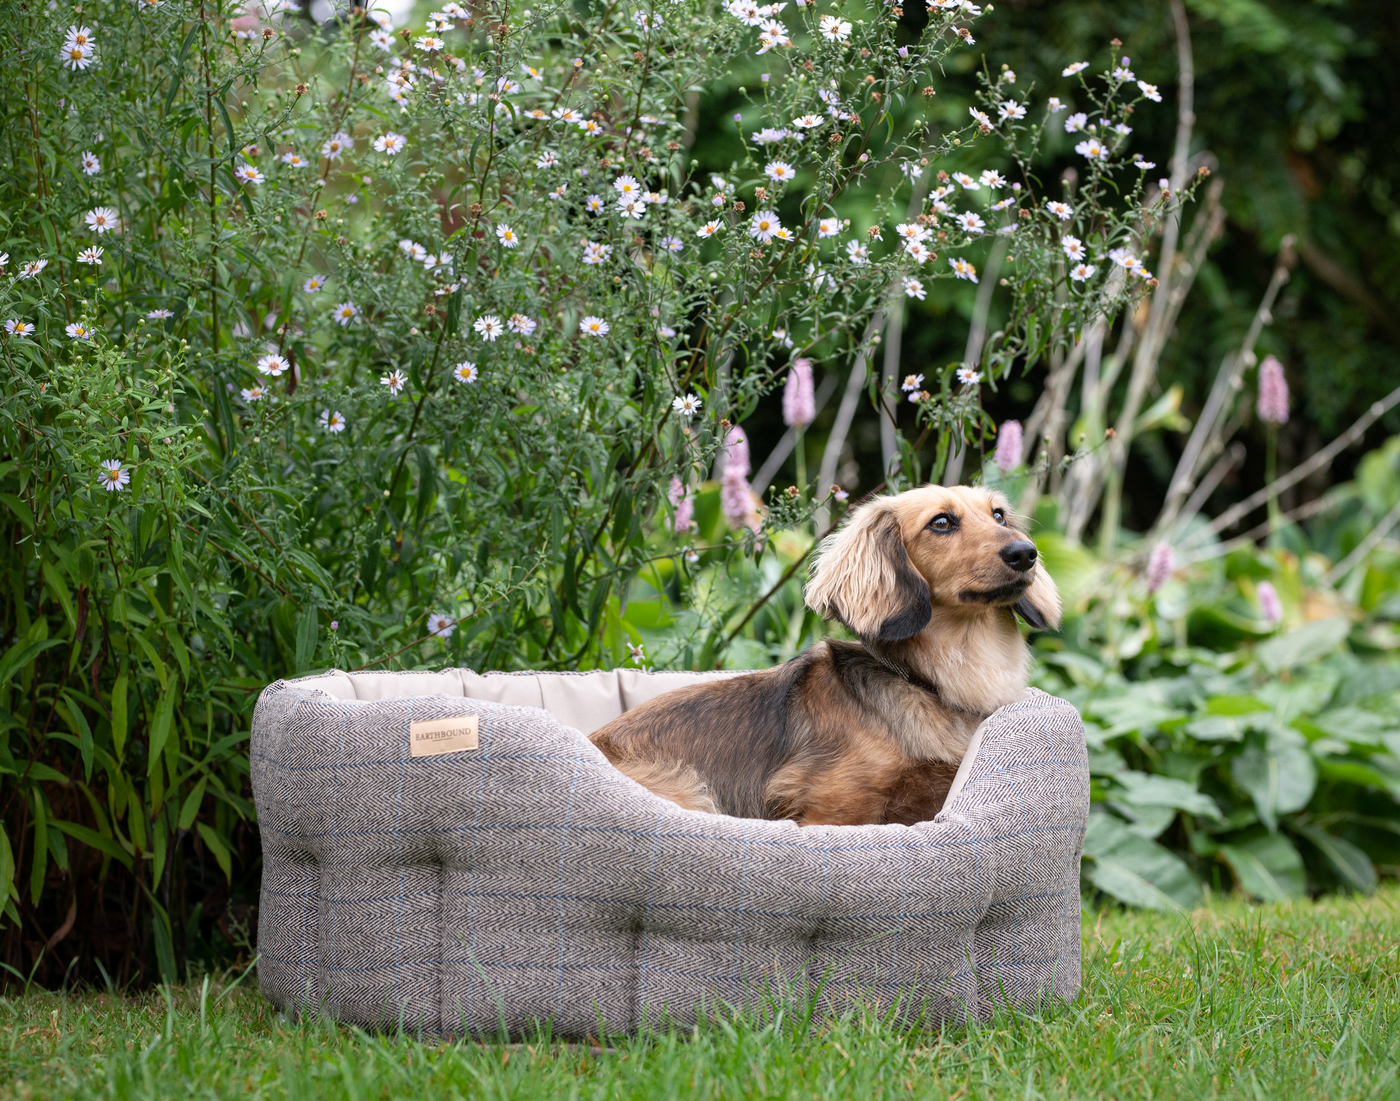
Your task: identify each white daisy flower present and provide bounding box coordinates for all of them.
[240,385,265,402]
[764,160,796,182]
[579,315,610,337]
[146,308,172,319]
[1064,112,1088,134]
[585,194,605,213]
[969,107,991,127]
[77,246,103,265]
[672,392,702,417]
[370,27,393,49]
[979,170,1007,188]
[507,313,536,335]
[19,260,49,279]
[749,210,782,242]
[1046,200,1074,221]
[536,150,559,169]
[990,197,1016,211]
[496,223,520,247]
[1112,64,1135,82]
[321,131,352,159]
[902,277,926,300]
[427,613,455,638]
[381,369,408,395]
[696,220,721,238]
[304,274,327,293]
[4,320,35,337]
[1069,262,1097,282]
[818,217,841,239]
[373,131,407,155]
[474,314,504,340]
[415,35,444,51]
[1137,80,1162,103]
[66,321,94,339]
[578,119,604,136]
[85,207,119,234]
[1134,155,1158,170]
[952,172,979,191]
[552,107,583,123]
[898,373,925,395]
[1061,236,1086,261]
[846,240,869,265]
[60,42,95,70]
[319,410,347,433]
[99,459,130,492]
[956,212,985,235]
[1074,138,1110,161]
[956,367,981,386]
[80,151,101,175]
[257,353,290,377]
[616,197,646,219]
[281,152,311,168]
[613,174,642,197]
[792,114,824,129]
[659,236,684,253]
[948,256,978,282]
[582,240,613,264]
[998,100,1026,121]
[818,14,851,41]
[453,361,479,384]
[332,301,359,325]
[896,223,928,243]
[905,242,931,263]
[233,163,265,185]
[1047,97,1065,113]
[1062,61,1089,77]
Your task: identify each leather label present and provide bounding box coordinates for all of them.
[409,715,479,756]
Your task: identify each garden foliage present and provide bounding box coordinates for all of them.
[0,0,1396,987]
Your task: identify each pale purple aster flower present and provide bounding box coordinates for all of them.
[669,476,694,533]
[782,358,816,428]
[1257,355,1289,426]
[1146,542,1175,594]
[994,420,1023,474]
[1257,580,1283,624]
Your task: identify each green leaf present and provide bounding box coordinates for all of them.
[1083,813,1203,912]
[59,690,95,781]
[1291,823,1376,894]
[179,777,208,832]
[41,561,76,629]
[1109,771,1223,819]
[50,819,133,870]
[0,492,35,531]
[132,631,169,691]
[149,894,179,984]
[30,789,48,907]
[1255,617,1350,672]
[0,822,15,909]
[1231,740,1317,832]
[148,685,177,777]
[0,637,65,688]
[1086,696,1186,737]
[197,823,233,882]
[1219,834,1306,901]
[112,674,128,759]
[294,603,319,673]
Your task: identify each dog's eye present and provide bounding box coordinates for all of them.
[928,513,955,532]
[992,508,1006,525]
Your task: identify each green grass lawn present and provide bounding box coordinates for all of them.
[3,888,1399,1101]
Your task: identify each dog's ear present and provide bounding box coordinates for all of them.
[805,501,932,641]
[1013,560,1062,631]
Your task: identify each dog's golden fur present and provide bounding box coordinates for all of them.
[589,485,1061,825]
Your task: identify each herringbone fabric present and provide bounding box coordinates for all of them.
[251,669,1087,1038]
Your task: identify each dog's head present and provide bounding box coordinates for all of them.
[805,485,1061,642]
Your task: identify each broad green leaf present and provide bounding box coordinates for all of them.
[1205,694,1270,716]
[1086,696,1187,737]
[0,822,14,909]
[148,685,177,777]
[1255,617,1350,672]
[41,561,76,628]
[1082,812,1203,911]
[1184,715,1248,742]
[30,790,48,907]
[1291,823,1376,894]
[1219,834,1306,901]
[58,690,95,781]
[179,778,208,831]
[197,823,233,882]
[1231,741,1317,832]
[148,895,178,984]
[1109,771,1223,819]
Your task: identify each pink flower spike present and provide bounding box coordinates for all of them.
[1257,580,1283,624]
[1257,355,1289,425]
[720,427,758,530]
[994,419,1023,474]
[782,358,816,428]
[669,476,694,534]
[1146,542,1175,594]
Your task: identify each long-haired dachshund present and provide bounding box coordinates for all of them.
[589,485,1061,826]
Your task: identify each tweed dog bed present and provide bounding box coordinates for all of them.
[251,668,1087,1038]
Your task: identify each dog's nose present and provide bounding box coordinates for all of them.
[999,540,1038,572]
